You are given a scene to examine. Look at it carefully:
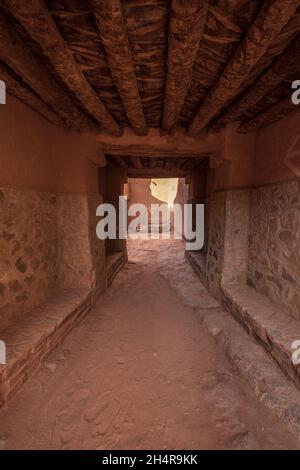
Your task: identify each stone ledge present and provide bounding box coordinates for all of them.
[0,288,92,406]
[166,244,300,439]
[186,249,300,389]
[201,306,300,440]
[221,282,300,388]
[106,251,126,287]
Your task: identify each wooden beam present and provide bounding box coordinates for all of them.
[217,34,300,126]
[5,0,122,136]
[188,0,300,136]
[239,96,297,133]
[164,158,177,170]
[127,168,187,178]
[130,157,143,169]
[0,62,64,127]
[113,155,128,169]
[181,158,198,171]
[175,158,187,169]
[98,128,221,158]
[0,13,96,132]
[149,159,157,169]
[162,0,208,133]
[105,157,116,169]
[91,0,147,136]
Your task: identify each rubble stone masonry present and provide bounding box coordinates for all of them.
[247,178,300,320]
[0,187,59,332]
[0,187,105,333]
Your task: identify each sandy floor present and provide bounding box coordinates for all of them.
[0,238,298,450]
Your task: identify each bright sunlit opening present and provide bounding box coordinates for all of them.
[149,178,179,208]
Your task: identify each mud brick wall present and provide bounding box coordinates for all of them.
[247,179,300,320]
[0,187,59,332]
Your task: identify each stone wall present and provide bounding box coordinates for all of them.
[57,193,105,296]
[88,194,106,299]
[205,191,226,295]
[0,187,59,332]
[189,189,251,296]
[0,188,106,333]
[0,96,109,339]
[222,190,251,284]
[187,195,209,255]
[247,179,300,320]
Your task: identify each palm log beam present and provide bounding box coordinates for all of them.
[188,0,300,136]
[130,157,143,169]
[5,0,122,136]
[239,96,297,132]
[218,34,300,126]
[113,155,128,169]
[0,0,299,136]
[162,0,208,134]
[0,62,64,127]
[92,0,147,136]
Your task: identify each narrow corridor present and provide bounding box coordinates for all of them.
[0,239,298,450]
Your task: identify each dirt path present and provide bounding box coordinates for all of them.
[0,239,298,450]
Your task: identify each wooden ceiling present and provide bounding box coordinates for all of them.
[0,0,300,137]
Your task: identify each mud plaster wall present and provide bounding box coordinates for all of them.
[0,95,106,332]
[254,108,300,186]
[0,94,99,194]
[247,179,300,320]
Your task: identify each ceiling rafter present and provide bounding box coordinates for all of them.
[216,33,300,127]
[188,0,300,136]
[0,12,96,132]
[239,96,297,132]
[162,0,208,134]
[0,61,65,127]
[5,0,122,136]
[91,0,147,136]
